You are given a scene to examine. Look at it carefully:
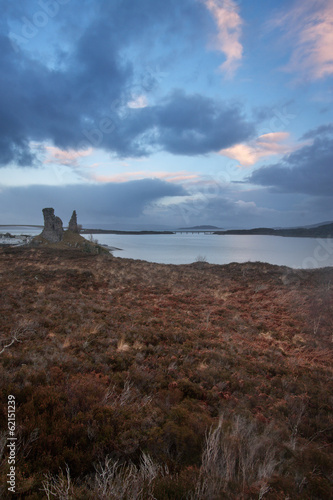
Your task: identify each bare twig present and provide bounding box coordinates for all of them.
[42,464,74,500]
[0,324,35,354]
[313,315,321,335]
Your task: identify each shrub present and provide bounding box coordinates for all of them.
[193,414,282,498]
[92,452,169,500]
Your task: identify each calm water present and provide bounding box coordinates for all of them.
[2,226,332,269]
[91,233,333,269]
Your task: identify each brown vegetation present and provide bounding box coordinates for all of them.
[0,246,332,498]
[31,230,109,254]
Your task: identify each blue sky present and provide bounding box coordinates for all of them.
[0,0,332,228]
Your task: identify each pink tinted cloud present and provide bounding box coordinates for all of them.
[204,0,243,78]
[271,0,333,80]
[219,132,300,167]
[92,171,200,184]
[44,146,93,167]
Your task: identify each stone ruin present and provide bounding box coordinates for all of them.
[40,208,80,242]
[41,208,64,243]
[68,210,79,233]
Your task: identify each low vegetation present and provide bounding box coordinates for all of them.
[31,230,109,254]
[0,246,332,498]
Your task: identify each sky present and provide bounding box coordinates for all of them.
[0,0,332,229]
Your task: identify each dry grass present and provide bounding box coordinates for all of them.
[0,247,332,499]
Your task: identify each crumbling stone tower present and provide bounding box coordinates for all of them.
[41,208,64,243]
[68,210,79,233]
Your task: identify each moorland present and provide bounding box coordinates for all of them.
[0,246,332,499]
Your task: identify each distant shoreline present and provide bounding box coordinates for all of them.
[81,229,175,235]
[1,223,332,238]
[213,223,333,239]
[0,225,43,228]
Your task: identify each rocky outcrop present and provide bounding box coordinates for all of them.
[34,208,109,254]
[40,208,64,243]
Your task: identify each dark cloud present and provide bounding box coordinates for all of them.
[168,190,285,229]
[0,0,254,167]
[154,91,255,155]
[251,101,295,125]
[247,126,333,197]
[301,123,333,140]
[105,91,255,157]
[0,179,187,223]
[252,106,275,122]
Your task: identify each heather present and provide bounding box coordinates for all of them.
[0,246,332,499]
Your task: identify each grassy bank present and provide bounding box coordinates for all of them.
[0,247,332,499]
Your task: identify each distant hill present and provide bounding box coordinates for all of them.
[273,221,333,230]
[214,222,333,238]
[296,221,333,229]
[178,225,221,230]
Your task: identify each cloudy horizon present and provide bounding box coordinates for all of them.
[0,0,332,229]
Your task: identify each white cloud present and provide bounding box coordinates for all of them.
[204,0,243,78]
[270,0,333,80]
[219,132,300,167]
[127,95,148,109]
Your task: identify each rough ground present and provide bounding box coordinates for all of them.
[0,246,332,499]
